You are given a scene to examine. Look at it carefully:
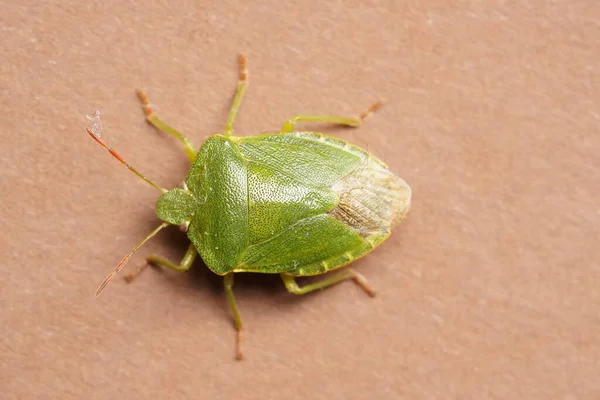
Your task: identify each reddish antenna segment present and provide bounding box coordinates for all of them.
[85,111,166,193]
[95,222,169,296]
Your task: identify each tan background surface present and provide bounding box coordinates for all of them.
[2,1,599,399]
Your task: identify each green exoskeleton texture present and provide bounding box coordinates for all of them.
[185,133,411,276]
[88,55,411,360]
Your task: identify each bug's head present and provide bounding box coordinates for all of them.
[92,186,198,297]
[86,113,200,296]
[155,187,198,230]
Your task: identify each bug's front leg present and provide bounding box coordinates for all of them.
[135,89,197,163]
[280,268,376,297]
[124,242,197,282]
[279,102,382,133]
[224,54,249,136]
[224,272,244,360]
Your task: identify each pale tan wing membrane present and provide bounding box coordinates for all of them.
[329,156,411,237]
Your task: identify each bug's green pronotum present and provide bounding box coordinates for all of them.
[88,55,411,360]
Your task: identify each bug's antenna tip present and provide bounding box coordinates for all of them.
[86,110,104,138]
[93,222,168,297]
[95,273,114,296]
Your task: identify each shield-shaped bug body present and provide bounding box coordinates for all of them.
[88,55,411,360]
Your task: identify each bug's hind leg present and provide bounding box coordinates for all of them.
[124,242,197,282]
[280,268,376,297]
[136,89,197,163]
[279,102,382,133]
[224,273,245,360]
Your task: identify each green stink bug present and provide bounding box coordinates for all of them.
[88,55,411,360]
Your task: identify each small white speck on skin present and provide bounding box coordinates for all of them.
[427,11,434,25]
[86,110,103,138]
[431,314,444,325]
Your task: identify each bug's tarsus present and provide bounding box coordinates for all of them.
[224,54,250,137]
[351,271,377,297]
[136,89,154,116]
[235,330,244,361]
[95,222,169,296]
[238,54,248,81]
[123,261,150,283]
[359,101,383,122]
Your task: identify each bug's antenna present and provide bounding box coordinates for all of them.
[95,222,170,296]
[86,111,166,193]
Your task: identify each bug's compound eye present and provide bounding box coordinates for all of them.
[179,221,190,232]
[156,188,198,225]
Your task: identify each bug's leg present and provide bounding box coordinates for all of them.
[135,89,197,163]
[281,268,376,297]
[224,273,245,360]
[124,242,197,282]
[279,102,382,133]
[224,54,249,137]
